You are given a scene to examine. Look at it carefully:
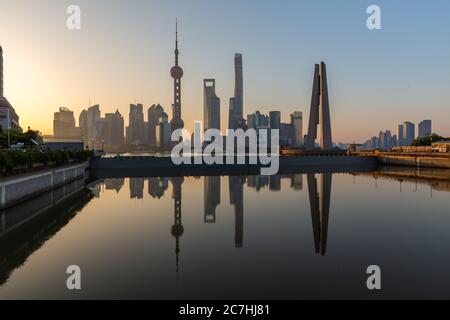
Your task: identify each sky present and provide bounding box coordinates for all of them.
[1,0,449,142]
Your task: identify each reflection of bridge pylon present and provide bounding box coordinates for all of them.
[229,176,245,248]
[307,173,332,256]
[171,177,184,278]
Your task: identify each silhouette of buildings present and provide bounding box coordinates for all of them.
[104,178,125,193]
[418,120,432,138]
[306,173,332,256]
[403,121,415,146]
[291,111,303,146]
[203,79,221,131]
[204,176,221,223]
[53,107,80,138]
[148,104,165,146]
[148,177,169,199]
[130,178,144,199]
[126,104,145,145]
[104,110,125,149]
[170,21,184,132]
[269,111,281,130]
[0,45,20,131]
[306,62,332,150]
[228,53,243,130]
[397,124,404,146]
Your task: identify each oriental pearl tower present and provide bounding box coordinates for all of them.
[170,20,184,131]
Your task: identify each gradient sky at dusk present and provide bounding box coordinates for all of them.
[1,0,449,142]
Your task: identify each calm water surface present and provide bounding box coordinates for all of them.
[1,168,450,299]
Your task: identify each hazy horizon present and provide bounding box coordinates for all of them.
[1,0,449,142]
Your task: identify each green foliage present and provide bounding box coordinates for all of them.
[0,128,43,148]
[0,150,93,174]
[411,134,450,146]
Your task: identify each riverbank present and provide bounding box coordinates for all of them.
[0,161,89,209]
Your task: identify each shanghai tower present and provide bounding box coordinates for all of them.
[228,53,243,129]
[170,21,184,131]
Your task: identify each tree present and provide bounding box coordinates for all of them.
[412,134,449,146]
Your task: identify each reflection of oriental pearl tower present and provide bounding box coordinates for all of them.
[170,20,184,131]
[171,177,184,277]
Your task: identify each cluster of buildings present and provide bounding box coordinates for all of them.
[361,120,432,150]
[50,25,307,151]
[0,45,21,132]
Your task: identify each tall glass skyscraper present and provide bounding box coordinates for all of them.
[228,53,243,129]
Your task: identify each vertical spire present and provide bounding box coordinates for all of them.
[175,19,179,66]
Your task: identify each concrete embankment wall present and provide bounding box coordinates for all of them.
[377,154,450,169]
[0,162,89,210]
[91,155,377,178]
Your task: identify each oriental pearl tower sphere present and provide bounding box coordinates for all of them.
[170,21,184,131]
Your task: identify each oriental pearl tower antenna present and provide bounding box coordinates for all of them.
[170,19,184,131]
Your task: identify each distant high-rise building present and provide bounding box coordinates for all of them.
[86,105,104,149]
[397,124,404,146]
[127,104,145,145]
[306,62,332,150]
[228,53,243,130]
[269,111,281,130]
[418,120,432,138]
[157,112,171,148]
[170,21,184,131]
[104,109,124,148]
[148,104,164,146]
[280,123,295,146]
[291,111,303,146]
[53,107,80,138]
[247,114,256,129]
[203,79,221,130]
[0,45,20,131]
[403,122,415,146]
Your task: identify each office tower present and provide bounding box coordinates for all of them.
[247,114,256,129]
[269,111,281,130]
[391,134,397,148]
[104,109,124,148]
[203,79,221,130]
[53,107,80,138]
[280,123,295,146]
[371,136,379,149]
[306,62,332,150]
[228,53,243,129]
[157,112,171,148]
[418,120,432,138]
[397,124,404,146]
[291,111,303,146]
[148,104,164,146]
[0,45,20,131]
[204,176,221,223]
[86,105,104,150]
[127,104,145,145]
[403,121,415,146]
[170,21,184,131]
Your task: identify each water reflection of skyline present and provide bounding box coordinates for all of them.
[1,168,449,292]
